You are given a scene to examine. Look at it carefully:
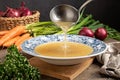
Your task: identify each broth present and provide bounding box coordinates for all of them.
[55,21,75,47]
[34,41,93,57]
[55,22,74,32]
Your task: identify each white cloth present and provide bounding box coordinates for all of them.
[96,42,120,78]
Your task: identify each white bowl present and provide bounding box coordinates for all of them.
[21,34,107,65]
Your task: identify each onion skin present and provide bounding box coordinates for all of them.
[95,27,107,40]
[0,2,32,17]
[79,27,94,37]
[5,7,20,17]
[18,2,32,16]
[21,9,32,16]
[0,11,4,17]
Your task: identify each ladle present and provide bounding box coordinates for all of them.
[50,0,93,28]
[50,4,78,29]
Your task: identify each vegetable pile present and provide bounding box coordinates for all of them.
[0,2,32,17]
[0,45,40,80]
[26,14,120,41]
[79,27,107,40]
[0,14,120,50]
[0,26,31,50]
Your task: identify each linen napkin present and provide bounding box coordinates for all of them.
[96,42,120,78]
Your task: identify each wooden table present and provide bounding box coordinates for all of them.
[39,59,119,80]
[0,39,119,80]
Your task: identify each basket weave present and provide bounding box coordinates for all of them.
[0,11,40,31]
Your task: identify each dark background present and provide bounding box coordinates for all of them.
[0,0,120,31]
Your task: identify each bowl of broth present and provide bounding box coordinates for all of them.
[21,34,107,65]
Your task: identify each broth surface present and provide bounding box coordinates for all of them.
[55,22,74,32]
[34,41,93,57]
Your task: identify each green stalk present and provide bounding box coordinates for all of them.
[88,23,104,31]
[84,19,95,26]
[68,15,92,32]
[67,29,80,34]
[88,20,100,27]
[26,21,53,29]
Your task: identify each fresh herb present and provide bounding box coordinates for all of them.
[0,45,40,80]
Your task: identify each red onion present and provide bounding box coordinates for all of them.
[18,2,32,16]
[21,9,32,16]
[94,27,107,40]
[0,11,4,17]
[5,7,20,17]
[79,27,94,37]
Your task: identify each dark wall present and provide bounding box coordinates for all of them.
[0,0,120,31]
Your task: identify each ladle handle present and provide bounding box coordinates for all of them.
[78,0,93,21]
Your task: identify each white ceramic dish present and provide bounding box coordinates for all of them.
[21,34,107,65]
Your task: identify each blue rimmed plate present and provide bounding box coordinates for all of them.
[21,34,107,65]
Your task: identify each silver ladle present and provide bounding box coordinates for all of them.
[50,0,93,28]
[50,4,78,24]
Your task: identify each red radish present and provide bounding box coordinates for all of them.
[5,7,20,17]
[79,27,94,37]
[94,27,107,40]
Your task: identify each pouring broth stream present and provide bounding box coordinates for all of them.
[55,21,74,47]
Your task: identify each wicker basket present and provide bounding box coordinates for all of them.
[0,11,40,31]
